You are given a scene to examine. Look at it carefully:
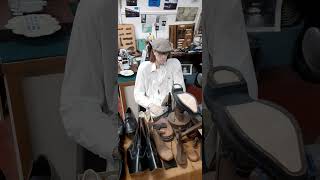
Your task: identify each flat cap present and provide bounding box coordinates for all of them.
[150,38,173,53]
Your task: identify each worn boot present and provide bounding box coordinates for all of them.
[153,117,174,142]
[151,128,174,161]
[183,140,200,162]
[175,131,187,166]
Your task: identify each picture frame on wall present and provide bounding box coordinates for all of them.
[176,7,199,21]
[241,0,283,32]
[125,7,140,17]
[126,0,137,6]
[181,64,193,75]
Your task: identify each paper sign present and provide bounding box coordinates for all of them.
[159,15,167,31]
[164,0,178,10]
[126,0,137,6]
[176,7,198,21]
[146,14,157,24]
[149,0,160,7]
[141,14,146,23]
[142,23,153,33]
[125,6,140,18]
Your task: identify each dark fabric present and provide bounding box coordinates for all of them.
[83,149,106,172]
[139,106,146,112]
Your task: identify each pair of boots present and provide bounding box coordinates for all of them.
[151,117,200,165]
[175,130,201,166]
[118,108,138,137]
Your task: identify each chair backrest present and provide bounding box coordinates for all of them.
[204,66,308,180]
[205,66,251,107]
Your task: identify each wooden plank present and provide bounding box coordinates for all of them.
[77,136,202,180]
[4,74,32,179]
[123,137,202,180]
[1,56,66,76]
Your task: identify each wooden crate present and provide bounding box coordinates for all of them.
[118,24,137,51]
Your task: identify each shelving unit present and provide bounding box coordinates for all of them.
[169,24,195,49]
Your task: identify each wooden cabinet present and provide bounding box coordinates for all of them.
[169,24,195,49]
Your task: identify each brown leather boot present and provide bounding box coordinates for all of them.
[176,131,187,166]
[153,117,174,142]
[176,140,187,166]
[183,140,199,162]
[151,128,174,161]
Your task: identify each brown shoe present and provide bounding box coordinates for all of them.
[153,117,174,142]
[175,131,187,166]
[176,140,187,166]
[151,128,174,161]
[183,140,199,162]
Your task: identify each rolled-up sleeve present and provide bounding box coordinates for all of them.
[134,63,153,108]
[60,0,118,160]
[172,59,186,92]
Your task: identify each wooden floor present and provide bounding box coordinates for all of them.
[0,114,19,180]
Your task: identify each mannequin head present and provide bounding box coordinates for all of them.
[148,38,173,67]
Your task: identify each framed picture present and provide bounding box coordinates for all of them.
[241,0,283,32]
[181,64,193,75]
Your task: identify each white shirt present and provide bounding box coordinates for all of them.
[59,0,118,164]
[134,58,186,108]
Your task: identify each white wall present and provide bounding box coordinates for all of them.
[119,0,202,39]
[123,85,139,118]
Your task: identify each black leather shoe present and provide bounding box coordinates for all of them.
[0,169,6,180]
[124,108,137,136]
[140,117,162,171]
[127,117,148,174]
[117,113,125,137]
[28,155,52,180]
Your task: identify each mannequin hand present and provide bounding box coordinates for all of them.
[148,104,164,117]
